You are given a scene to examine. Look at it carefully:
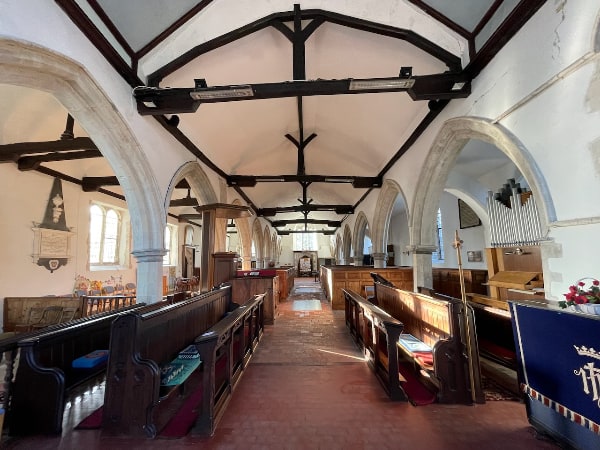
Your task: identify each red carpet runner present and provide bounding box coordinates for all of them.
[398,363,437,406]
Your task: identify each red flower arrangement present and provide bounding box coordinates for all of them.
[559,278,600,309]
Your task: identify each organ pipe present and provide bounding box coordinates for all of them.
[487,186,543,247]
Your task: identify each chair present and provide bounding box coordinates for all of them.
[124,283,136,306]
[125,282,136,294]
[74,289,87,298]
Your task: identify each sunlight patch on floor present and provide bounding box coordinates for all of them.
[292,300,322,311]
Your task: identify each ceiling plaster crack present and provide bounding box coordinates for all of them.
[552,0,567,60]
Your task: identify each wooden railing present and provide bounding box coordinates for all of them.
[343,289,406,401]
[192,294,264,436]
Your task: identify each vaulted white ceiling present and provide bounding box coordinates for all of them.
[0,0,540,233]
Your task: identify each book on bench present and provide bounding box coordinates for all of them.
[397,334,432,353]
[160,344,202,387]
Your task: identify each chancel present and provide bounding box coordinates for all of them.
[1,1,599,448]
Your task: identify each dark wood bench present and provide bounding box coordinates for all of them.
[374,282,485,404]
[343,289,406,401]
[192,293,264,436]
[8,302,152,436]
[466,293,517,369]
[102,284,249,438]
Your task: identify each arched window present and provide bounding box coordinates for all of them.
[163,223,178,266]
[89,204,122,265]
[432,208,444,262]
[293,231,318,251]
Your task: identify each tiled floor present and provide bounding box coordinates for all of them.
[3,279,559,449]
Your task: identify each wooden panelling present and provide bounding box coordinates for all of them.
[3,297,84,332]
[231,276,279,324]
[320,266,413,310]
[431,268,488,299]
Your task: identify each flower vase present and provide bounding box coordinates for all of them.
[581,303,600,315]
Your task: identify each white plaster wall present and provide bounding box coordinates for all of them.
[434,192,487,270]
[389,210,411,266]
[0,164,137,330]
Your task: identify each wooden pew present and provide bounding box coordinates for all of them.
[8,302,152,436]
[465,293,517,369]
[374,282,485,404]
[192,293,264,436]
[102,284,253,438]
[343,289,406,401]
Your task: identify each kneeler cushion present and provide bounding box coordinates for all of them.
[72,350,109,369]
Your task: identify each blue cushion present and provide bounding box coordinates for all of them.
[72,350,109,369]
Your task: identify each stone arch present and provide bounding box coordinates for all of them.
[0,38,164,303]
[252,219,264,268]
[263,225,271,265]
[410,116,555,288]
[335,233,343,264]
[231,198,252,270]
[371,179,407,267]
[164,162,218,210]
[342,224,352,264]
[352,212,370,266]
[411,117,554,248]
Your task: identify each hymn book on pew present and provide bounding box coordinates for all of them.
[397,334,432,353]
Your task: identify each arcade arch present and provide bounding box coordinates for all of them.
[0,39,165,303]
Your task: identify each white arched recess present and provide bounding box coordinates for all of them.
[371,180,408,268]
[251,219,264,268]
[164,161,220,268]
[335,234,343,264]
[0,39,165,303]
[410,116,555,291]
[352,212,370,266]
[444,188,491,246]
[262,225,271,267]
[342,224,352,265]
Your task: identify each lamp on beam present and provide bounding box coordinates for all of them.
[190,79,254,101]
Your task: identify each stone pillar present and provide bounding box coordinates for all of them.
[372,252,387,268]
[409,245,437,292]
[241,255,252,271]
[132,248,165,304]
[263,258,270,268]
[337,257,345,265]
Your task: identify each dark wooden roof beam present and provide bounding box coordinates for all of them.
[258,205,354,216]
[81,176,119,192]
[17,149,102,171]
[0,137,98,162]
[135,73,469,115]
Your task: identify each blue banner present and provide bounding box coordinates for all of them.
[511,303,600,425]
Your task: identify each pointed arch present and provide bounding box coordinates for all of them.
[371,179,406,260]
[164,162,218,210]
[0,38,164,302]
[252,218,264,268]
[231,198,252,269]
[342,224,352,264]
[410,117,554,250]
[352,212,370,265]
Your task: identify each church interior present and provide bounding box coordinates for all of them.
[1,1,599,448]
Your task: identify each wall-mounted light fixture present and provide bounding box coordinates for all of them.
[348,78,415,91]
